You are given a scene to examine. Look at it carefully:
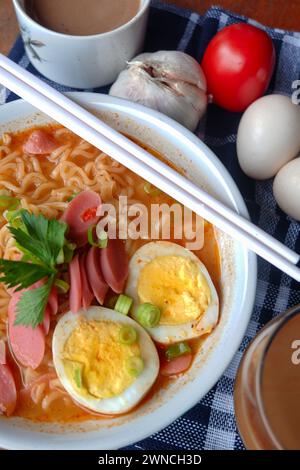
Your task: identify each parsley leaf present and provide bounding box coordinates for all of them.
[9,211,68,268]
[0,210,70,328]
[9,226,53,267]
[15,276,54,328]
[74,367,83,388]
[46,218,68,265]
[0,259,52,291]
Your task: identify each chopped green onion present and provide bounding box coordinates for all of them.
[5,208,23,222]
[98,230,108,248]
[4,208,26,229]
[143,182,161,197]
[74,367,82,388]
[0,195,20,211]
[54,278,70,294]
[66,241,76,251]
[165,342,191,361]
[63,241,76,263]
[87,226,108,249]
[56,247,64,264]
[87,225,98,246]
[136,303,161,328]
[63,246,74,263]
[115,295,133,315]
[119,325,138,345]
[127,356,144,377]
[67,192,80,202]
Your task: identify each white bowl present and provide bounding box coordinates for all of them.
[0,93,257,449]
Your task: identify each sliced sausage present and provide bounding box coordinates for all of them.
[160,354,193,377]
[61,191,101,246]
[69,254,82,313]
[100,239,129,294]
[0,363,17,416]
[23,129,58,155]
[86,247,108,305]
[8,290,45,370]
[0,339,6,365]
[48,286,58,315]
[79,252,94,310]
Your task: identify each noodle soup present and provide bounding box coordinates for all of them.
[0,125,220,423]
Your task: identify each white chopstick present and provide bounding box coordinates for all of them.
[0,56,299,282]
[1,54,297,267]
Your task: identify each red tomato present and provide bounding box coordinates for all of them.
[201,23,275,112]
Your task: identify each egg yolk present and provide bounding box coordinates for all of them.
[138,256,211,325]
[62,319,141,399]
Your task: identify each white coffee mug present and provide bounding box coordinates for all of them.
[12,0,150,89]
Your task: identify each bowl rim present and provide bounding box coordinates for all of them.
[13,0,150,40]
[0,93,257,449]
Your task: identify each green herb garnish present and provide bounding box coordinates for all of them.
[136,303,161,328]
[0,259,53,292]
[67,192,80,202]
[119,325,138,345]
[127,356,144,377]
[0,195,20,211]
[15,275,55,328]
[87,225,108,249]
[165,342,191,361]
[54,278,70,294]
[0,210,68,328]
[8,210,68,268]
[74,367,83,388]
[115,294,133,316]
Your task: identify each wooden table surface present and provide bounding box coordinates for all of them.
[1,0,300,56]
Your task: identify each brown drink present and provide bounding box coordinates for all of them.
[234,305,300,449]
[25,0,141,36]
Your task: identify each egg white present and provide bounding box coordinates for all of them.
[125,241,219,344]
[52,307,159,415]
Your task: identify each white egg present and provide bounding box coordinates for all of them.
[52,307,159,415]
[237,94,300,179]
[125,241,219,344]
[273,157,300,221]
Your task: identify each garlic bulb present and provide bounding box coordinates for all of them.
[109,51,207,131]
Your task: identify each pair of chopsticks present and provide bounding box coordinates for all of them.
[0,53,299,281]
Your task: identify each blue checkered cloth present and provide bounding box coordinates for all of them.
[4,1,300,451]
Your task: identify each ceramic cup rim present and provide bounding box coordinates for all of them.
[13,0,151,41]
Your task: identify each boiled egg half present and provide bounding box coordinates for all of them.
[125,241,219,344]
[52,307,159,415]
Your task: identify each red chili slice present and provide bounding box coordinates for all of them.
[81,207,97,223]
